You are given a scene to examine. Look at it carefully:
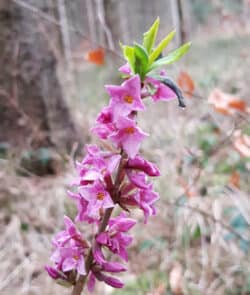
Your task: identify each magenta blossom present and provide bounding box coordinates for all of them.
[45,265,67,280]
[118,63,131,75]
[93,244,127,273]
[95,214,136,261]
[82,144,121,176]
[91,106,116,139]
[87,270,124,292]
[120,184,159,223]
[145,76,176,102]
[46,216,88,279]
[126,155,160,177]
[51,246,86,275]
[110,116,148,158]
[80,180,114,220]
[67,191,97,224]
[132,185,159,223]
[52,216,89,248]
[127,170,150,189]
[106,75,145,119]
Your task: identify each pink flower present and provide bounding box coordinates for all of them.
[46,216,88,279]
[106,75,145,119]
[110,116,148,158]
[53,216,88,248]
[82,144,121,176]
[87,270,124,292]
[132,185,160,223]
[95,214,136,261]
[67,191,97,224]
[80,180,114,220]
[91,106,116,139]
[126,155,160,177]
[51,246,86,275]
[126,170,150,189]
[118,63,131,75]
[120,184,159,223]
[93,245,127,273]
[45,266,66,280]
[145,77,176,102]
[123,155,160,189]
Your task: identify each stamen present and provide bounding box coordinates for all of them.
[73,255,79,260]
[101,168,107,175]
[124,127,135,134]
[97,192,105,200]
[124,95,133,104]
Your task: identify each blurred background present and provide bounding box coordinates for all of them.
[0,0,250,294]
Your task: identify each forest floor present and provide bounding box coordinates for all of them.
[1,30,250,295]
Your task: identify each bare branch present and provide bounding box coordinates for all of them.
[95,0,115,50]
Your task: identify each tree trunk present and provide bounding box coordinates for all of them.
[0,0,80,152]
[170,0,188,45]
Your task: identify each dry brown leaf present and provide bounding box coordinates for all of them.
[233,131,250,157]
[229,171,240,188]
[208,88,247,115]
[85,47,105,65]
[177,71,195,97]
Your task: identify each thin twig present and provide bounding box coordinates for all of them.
[95,0,115,50]
[165,199,248,242]
[11,0,122,60]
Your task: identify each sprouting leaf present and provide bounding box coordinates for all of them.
[149,30,176,64]
[142,17,160,54]
[134,43,149,78]
[149,42,191,71]
[122,45,135,73]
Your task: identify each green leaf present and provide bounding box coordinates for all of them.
[149,42,191,71]
[21,222,29,231]
[56,279,73,288]
[149,30,176,64]
[142,17,160,54]
[122,45,135,73]
[192,225,201,240]
[134,43,149,78]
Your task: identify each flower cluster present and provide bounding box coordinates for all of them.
[46,18,189,294]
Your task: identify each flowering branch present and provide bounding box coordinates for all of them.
[72,152,126,294]
[45,18,190,294]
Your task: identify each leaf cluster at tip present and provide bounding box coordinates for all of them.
[121,17,191,80]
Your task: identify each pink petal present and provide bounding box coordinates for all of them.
[77,256,86,275]
[87,271,96,292]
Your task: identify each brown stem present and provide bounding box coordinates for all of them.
[71,152,127,295]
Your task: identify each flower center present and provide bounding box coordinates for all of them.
[73,254,79,260]
[97,191,105,200]
[101,168,107,175]
[124,95,133,104]
[124,127,135,134]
